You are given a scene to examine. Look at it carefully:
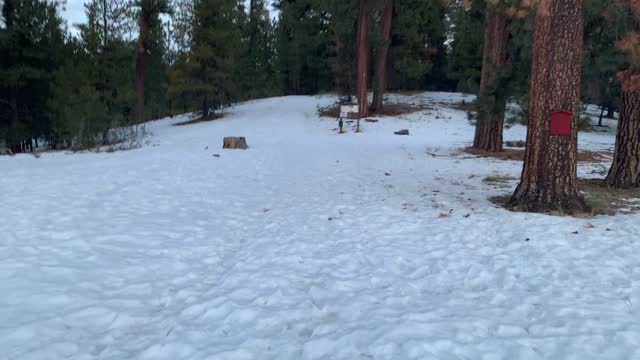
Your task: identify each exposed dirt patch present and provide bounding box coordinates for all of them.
[488,178,640,216]
[578,179,640,215]
[504,140,526,148]
[448,101,476,113]
[173,114,224,126]
[318,102,433,119]
[483,175,518,188]
[462,147,609,163]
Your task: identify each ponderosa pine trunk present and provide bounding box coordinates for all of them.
[356,0,370,118]
[370,0,393,113]
[202,94,208,119]
[472,9,511,153]
[135,10,150,124]
[604,66,640,187]
[508,0,589,214]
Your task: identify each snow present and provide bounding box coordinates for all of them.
[2,92,640,360]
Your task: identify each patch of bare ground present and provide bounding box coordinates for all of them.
[483,175,518,188]
[448,101,476,113]
[318,102,433,119]
[173,114,224,126]
[578,179,640,215]
[462,147,609,163]
[504,140,526,147]
[488,179,640,216]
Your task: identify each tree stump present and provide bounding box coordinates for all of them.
[223,137,248,149]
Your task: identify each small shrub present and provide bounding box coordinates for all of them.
[578,115,593,131]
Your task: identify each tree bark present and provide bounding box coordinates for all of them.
[356,0,370,118]
[202,94,208,119]
[472,9,511,153]
[223,137,249,149]
[598,104,605,126]
[604,66,640,188]
[370,0,393,113]
[135,10,150,124]
[508,0,589,214]
[606,106,615,119]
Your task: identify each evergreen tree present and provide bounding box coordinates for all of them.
[604,0,640,188]
[582,0,627,124]
[134,0,170,123]
[448,0,486,93]
[509,0,589,213]
[275,0,334,95]
[239,0,279,99]
[355,0,371,118]
[391,0,448,90]
[143,15,170,120]
[370,0,393,112]
[179,0,242,118]
[0,0,65,152]
[321,0,357,99]
[472,1,513,152]
[49,0,136,149]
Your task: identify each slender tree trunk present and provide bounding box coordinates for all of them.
[604,66,640,187]
[202,94,208,119]
[606,106,615,118]
[135,11,150,124]
[472,9,511,153]
[370,0,393,113]
[598,104,605,126]
[102,0,108,48]
[508,0,589,214]
[356,0,370,118]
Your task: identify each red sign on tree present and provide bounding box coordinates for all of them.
[550,110,572,136]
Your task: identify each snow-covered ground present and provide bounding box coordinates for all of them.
[2,92,639,360]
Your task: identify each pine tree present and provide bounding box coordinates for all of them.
[240,0,278,99]
[356,0,371,118]
[370,0,393,113]
[604,0,640,188]
[322,0,357,100]
[134,0,169,123]
[388,0,449,91]
[509,0,589,213]
[185,0,242,118]
[49,0,136,149]
[143,17,169,120]
[448,0,486,93]
[0,0,65,152]
[472,1,513,152]
[274,0,332,95]
[582,0,626,125]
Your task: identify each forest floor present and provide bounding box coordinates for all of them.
[2,92,640,359]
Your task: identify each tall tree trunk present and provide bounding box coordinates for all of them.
[102,0,108,48]
[472,9,511,153]
[135,11,150,124]
[202,94,208,119]
[598,104,605,126]
[606,106,615,118]
[508,0,589,214]
[356,0,370,118]
[370,0,393,113]
[604,66,640,187]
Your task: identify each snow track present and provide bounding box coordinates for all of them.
[1,93,639,359]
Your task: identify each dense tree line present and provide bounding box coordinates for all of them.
[1,0,639,212]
